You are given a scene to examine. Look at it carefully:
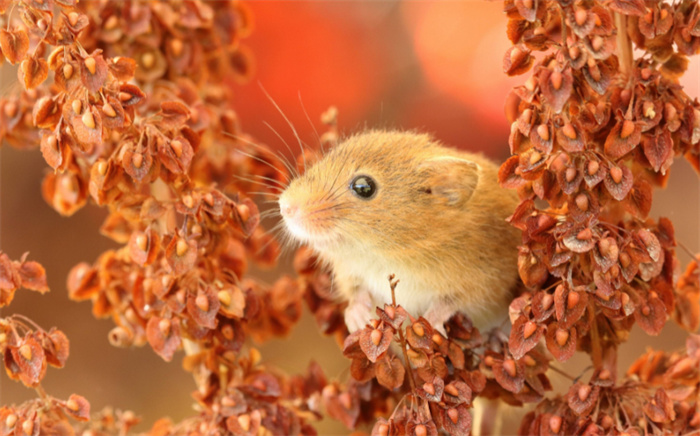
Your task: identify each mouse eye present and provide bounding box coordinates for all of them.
[349,175,377,199]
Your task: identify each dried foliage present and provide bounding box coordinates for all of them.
[1,0,700,435]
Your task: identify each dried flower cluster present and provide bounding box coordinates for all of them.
[499,0,700,433]
[2,0,700,434]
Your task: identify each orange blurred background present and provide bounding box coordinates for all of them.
[2,2,699,434]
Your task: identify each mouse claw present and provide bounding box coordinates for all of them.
[344,292,374,333]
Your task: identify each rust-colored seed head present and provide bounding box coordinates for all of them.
[530,151,542,164]
[569,45,581,60]
[22,420,34,436]
[591,36,604,51]
[448,408,459,424]
[587,160,599,175]
[412,322,425,337]
[195,293,209,312]
[171,140,183,158]
[63,63,74,79]
[237,204,250,222]
[84,57,97,75]
[5,414,17,429]
[537,124,550,141]
[503,359,517,377]
[136,234,148,251]
[176,239,188,257]
[217,290,231,306]
[550,70,563,90]
[577,228,592,241]
[371,329,382,346]
[445,384,459,396]
[610,166,623,184]
[118,92,132,102]
[132,153,143,169]
[575,8,588,26]
[549,415,562,433]
[523,321,538,338]
[97,161,108,175]
[19,344,32,360]
[556,329,569,346]
[620,120,635,139]
[542,293,554,310]
[432,333,443,345]
[72,99,82,115]
[567,291,580,309]
[385,305,395,319]
[158,319,171,335]
[565,167,577,182]
[103,103,117,117]
[66,398,80,411]
[423,382,436,395]
[562,123,577,139]
[68,12,80,26]
[238,414,251,432]
[82,110,96,129]
[578,384,591,401]
[575,194,589,211]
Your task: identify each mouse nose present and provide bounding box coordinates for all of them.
[279,199,298,219]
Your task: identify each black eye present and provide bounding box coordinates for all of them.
[350,175,377,199]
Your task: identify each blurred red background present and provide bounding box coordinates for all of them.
[2,2,699,434]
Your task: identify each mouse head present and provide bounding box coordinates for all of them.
[278,130,481,253]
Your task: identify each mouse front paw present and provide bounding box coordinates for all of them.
[344,293,374,333]
[423,300,456,337]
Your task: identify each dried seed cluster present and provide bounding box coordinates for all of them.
[501,0,700,434]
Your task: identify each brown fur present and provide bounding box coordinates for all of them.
[279,130,520,330]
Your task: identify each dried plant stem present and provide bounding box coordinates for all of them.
[614,12,634,80]
[588,301,603,369]
[389,275,417,393]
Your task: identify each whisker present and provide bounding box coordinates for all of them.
[224,131,297,180]
[298,91,323,151]
[247,191,282,197]
[259,83,308,174]
[235,149,291,183]
[252,173,289,190]
[263,121,301,180]
[233,175,284,193]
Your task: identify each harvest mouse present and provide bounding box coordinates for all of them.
[278,130,521,334]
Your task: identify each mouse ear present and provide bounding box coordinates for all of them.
[418,157,480,206]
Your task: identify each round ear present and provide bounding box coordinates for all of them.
[418,156,480,206]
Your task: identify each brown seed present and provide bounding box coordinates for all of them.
[119,92,132,102]
[71,99,82,115]
[203,193,214,206]
[370,328,382,346]
[643,10,653,23]
[445,384,459,396]
[412,322,425,337]
[562,123,577,139]
[642,305,651,316]
[170,140,183,158]
[575,8,588,26]
[218,290,231,307]
[555,329,569,346]
[569,45,581,60]
[19,344,32,360]
[665,103,678,120]
[529,151,542,165]
[195,293,209,312]
[550,70,563,90]
[522,0,533,9]
[37,18,48,30]
[132,153,143,169]
[523,321,538,338]
[237,204,250,222]
[384,305,395,319]
[339,392,352,410]
[141,52,155,69]
[170,38,183,57]
[182,195,195,209]
[525,76,537,91]
[4,101,17,118]
[46,134,58,151]
[503,359,517,377]
[598,369,611,380]
[371,319,380,329]
[610,166,623,184]
[621,292,630,305]
[136,234,148,251]
[537,124,550,141]
[5,414,17,428]
[660,8,668,20]
[103,103,117,118]
[643,101,656,119]
[97,161,108,175]
[641,68,653,80]
[68,12,80,26]
[484,356,494,366]
[578,384,591,401]
[549,415,562,433]
[448,408,460,424]
[567,291,580,309]
[575,194,589,211]
[82,110,95,129]
[588,62,602,81]
[221,324,234,340]
[415,424,427,436]
[84,56,96,75]
[620,120,635,139]
[104,15,118,29]
[22,420,33,436]
[510,46,523,63]
[158,318,171,335]
[175,290,186,304]
[577,228,592,241]
[565,167,577,182]
[63,63,74,80]
[523,355,537,366]
[377,424,389,436]
[432,333,443,345]
[66,398,80,411]
[176,239,188,257]
[591,36,604,52]
[521,108,532,124]
[587,160,599,175]
[237,414,251,432]
[542,293,554,310]
[423,382,435,396]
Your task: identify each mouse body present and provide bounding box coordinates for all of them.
[278,130,520,333]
